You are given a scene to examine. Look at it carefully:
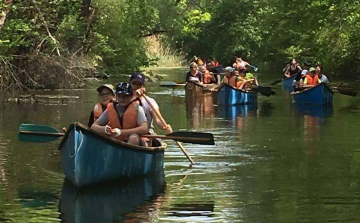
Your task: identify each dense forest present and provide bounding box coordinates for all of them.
[0,0,359,90]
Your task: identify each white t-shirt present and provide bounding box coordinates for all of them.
[141,97,159,134]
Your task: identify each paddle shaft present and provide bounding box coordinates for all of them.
[19,130,65,136]
[143,134,210,142]
[141,94,195,165]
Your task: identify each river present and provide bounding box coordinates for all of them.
[0,68,360,222]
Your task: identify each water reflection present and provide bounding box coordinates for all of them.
[294,103,334,118]
[217,104,258,120]
[59,173,166,223]
[185,95,216,127]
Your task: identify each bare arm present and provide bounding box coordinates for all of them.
[151,109,173,134]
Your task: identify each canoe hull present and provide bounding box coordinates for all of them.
[59,123,165,188]
[282,75,296,90]
[185,81,216,97]
[293,83,333,105]
[217,84,257,105]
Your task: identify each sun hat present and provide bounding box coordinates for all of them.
[96,84,115,95]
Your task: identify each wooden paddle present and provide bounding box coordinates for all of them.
[294,85,358,97]
[18,123,213,147]
[138,92,196,165]
[143,132,214,145]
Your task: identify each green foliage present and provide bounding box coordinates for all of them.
[1,0,360,90]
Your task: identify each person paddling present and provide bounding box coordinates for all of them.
[91,82,149,146]
[88,84,116,127]
[129,72,172,146]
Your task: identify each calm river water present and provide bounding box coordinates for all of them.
[0,68,360,222]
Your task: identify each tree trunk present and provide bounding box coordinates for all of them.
[81,0,91,17]
[0,0,13,35]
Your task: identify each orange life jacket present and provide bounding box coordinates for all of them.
[107,101,139,141]
[305,74,320,86]
[229,76,237,88]
[203,72,213,84]
[236,79,245,89]
[224,75,237,87]
[93,103,104,122]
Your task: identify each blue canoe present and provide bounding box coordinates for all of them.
[292,83,334,105]
[282,75,296,90]
[59,123,166,188]
[217,84,257,105]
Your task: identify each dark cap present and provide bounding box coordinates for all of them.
[130,72,145,84]
[115,82,133,95]
[96,84,115,95]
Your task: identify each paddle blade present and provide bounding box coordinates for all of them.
[18,124,63,143]
[253,86,276,97]
[167,131,215,145]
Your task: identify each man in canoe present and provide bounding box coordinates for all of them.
[222,66,237,87]
[316,64,329,84]
[88,84,116,127]
[129,72,172,146]
[91,82,149,146]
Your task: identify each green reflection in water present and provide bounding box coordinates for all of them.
[0,68,360,222]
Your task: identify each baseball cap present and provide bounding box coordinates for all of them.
[130,72,145,84]
[115,82,133,95]
[309,67,316,72]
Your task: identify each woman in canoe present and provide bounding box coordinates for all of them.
[186,62,203,84]
[91,82,149,146]
[283,58,302,78]
[87,84,116,127]
[129,72,172,146]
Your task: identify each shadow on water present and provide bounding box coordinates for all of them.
[59,172,166,223]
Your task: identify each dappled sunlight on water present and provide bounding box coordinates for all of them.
[0,68,360,222]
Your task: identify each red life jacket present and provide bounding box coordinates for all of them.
[93,103,104,122]
[107,101,138,141]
